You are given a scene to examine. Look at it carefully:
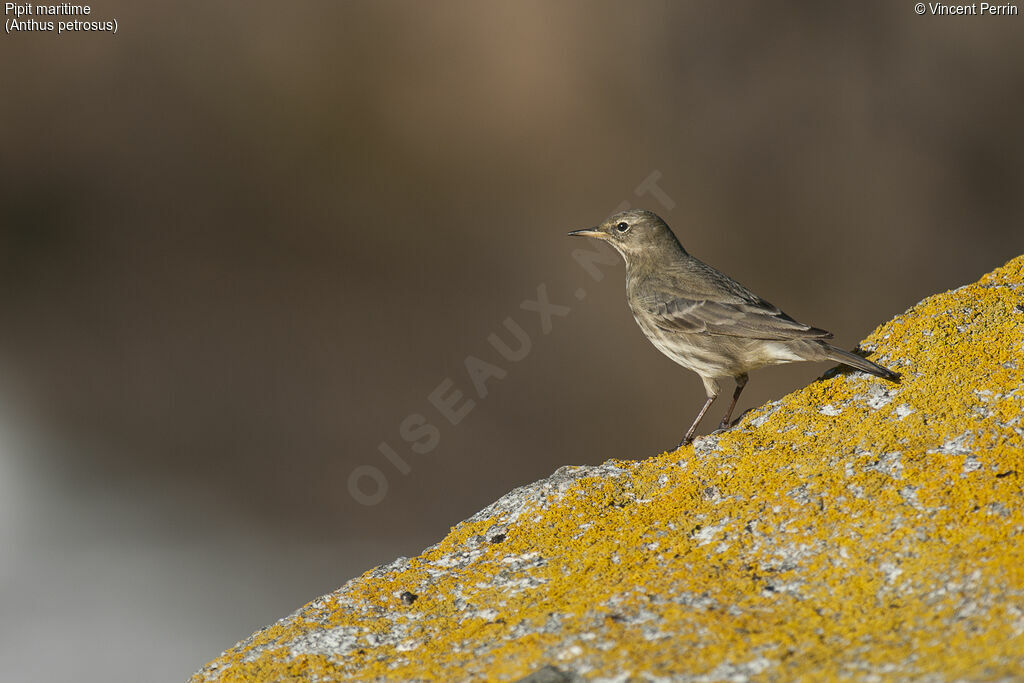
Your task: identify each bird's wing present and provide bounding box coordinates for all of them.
[647,296,834,341]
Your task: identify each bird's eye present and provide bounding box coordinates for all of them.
[616,222,629,233]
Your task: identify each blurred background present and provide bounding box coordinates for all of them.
[2,1,1023,680]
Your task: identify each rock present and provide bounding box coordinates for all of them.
[190,256,1024,682]
[513,665,581,683]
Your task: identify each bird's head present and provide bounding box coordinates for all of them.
[568,209,683,261]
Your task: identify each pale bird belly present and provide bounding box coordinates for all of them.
[633,314,806,378]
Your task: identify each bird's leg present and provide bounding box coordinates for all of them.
[677,378,719,448]
[718,373,749,430]
[678,396,715,448]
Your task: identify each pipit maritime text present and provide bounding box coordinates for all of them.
[5,3,118,34]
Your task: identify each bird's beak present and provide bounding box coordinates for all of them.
[568,227,605,239]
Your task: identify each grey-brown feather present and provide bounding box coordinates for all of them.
[619,219,891,384]
[626,252,834,373]
[647,297,834,341]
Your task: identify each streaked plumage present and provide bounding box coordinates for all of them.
[569,209,898,447]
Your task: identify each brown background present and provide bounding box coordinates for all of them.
[1,2,1022,680]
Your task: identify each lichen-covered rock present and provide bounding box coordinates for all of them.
[191,256,1024,682]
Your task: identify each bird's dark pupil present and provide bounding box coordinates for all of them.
[617,222,629,232]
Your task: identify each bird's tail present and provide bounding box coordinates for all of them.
[824,345,900,382]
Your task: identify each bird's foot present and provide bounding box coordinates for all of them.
[715,408,754,433]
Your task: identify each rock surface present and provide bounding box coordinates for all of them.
[191,256,1024,682]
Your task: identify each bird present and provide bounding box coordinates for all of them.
[569,209,899,447]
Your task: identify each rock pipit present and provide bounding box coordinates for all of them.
[570,209,898,447]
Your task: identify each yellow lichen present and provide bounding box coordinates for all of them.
[192,256,1024,682]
